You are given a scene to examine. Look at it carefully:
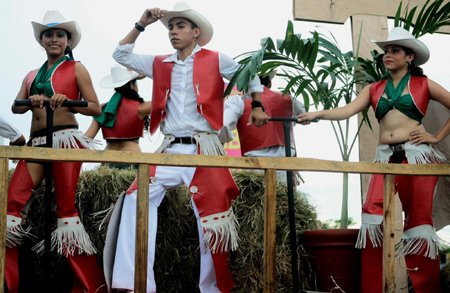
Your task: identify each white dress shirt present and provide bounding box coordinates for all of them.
[113,43,263,137]
[0,115,22,142]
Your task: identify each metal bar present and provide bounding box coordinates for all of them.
[268,117,299,292]
[44,106,54,291]
[14,99,88,291]
[14,100,87,108]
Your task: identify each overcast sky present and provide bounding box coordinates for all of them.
[2,0,450,226]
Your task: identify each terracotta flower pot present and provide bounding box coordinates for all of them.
[302,228,361,293]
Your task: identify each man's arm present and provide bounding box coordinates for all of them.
[247,91,268,127]
[0,115,25,144]
[120,8,167,46]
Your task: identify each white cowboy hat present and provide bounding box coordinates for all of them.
[100,64,143,88]
[259,70,277,80]
[372,27,430,66]
[268,70,277,80]
[160,2,213,47]
[32,10,82,50]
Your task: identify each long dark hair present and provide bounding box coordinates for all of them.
[402,46,426,77]
[115,80,149,132]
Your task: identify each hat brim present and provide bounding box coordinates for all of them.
[160,10,213,47]
[99,71,140,88]
[372,38,430,66]
[32,21,81,50]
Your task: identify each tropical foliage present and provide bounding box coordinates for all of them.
[224,20,374,228]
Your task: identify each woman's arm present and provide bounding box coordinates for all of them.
[11,76,32,114]
[137,101,151,120]
[410,79,450,144]
[84,119,101,139]
[297,84,371,123]
[72,62,101,117]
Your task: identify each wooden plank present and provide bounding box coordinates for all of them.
[1,146,450,176]
[0,158,8,293]
[294,0,450,34]
[134,164,150,292]
[383,175,396,293]
[351,15,386,201]
[263,169,277,293]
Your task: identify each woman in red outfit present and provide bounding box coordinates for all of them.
[85,63,151,155]
[298,27,450,293]
[6,10,107,293]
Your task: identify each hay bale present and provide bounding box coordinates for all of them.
[442,262,450,293]
[12,167,318,292]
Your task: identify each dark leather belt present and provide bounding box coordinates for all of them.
[389,143,405,152]
[173,136,196,144]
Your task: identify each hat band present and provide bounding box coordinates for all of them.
[46,22,60,26]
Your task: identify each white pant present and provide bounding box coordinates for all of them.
[111,144,221,293]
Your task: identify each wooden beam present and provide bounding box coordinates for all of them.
[1,146,449,176]
[0,158,8,293]
[294,0,450,34]
[383,175,396,293]
[134,164,150,292]
[263,169,277,293]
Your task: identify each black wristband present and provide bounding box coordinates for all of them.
[251,100,265,112]
[135,22,145,32]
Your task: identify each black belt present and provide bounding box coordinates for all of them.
[389,143,405,152]
[173,136,196,144]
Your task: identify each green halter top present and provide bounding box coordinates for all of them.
[375,72,424,123]
[29,56,71,97]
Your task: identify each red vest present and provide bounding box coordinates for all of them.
[26,60,80,101]
[101,98,145,140]
[370,75,430,116]
[150,49,225,135]
[236,88,293,154]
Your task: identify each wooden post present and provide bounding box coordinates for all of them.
[134,164,150,292]
[383,175,396,293]
[264,169,277,293]
[0,158,8,293]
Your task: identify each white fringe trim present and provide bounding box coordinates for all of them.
[395,224,447,259]
[154,135,175,153]
[194,132,226,156]
[155,132,225,156]
[374,142,445,164]
[6,215,35,248]
[32,216,97,257]
[200,207,239,254]
[356,213,383,249]
[32,128,100,149]
[92,203,115,231]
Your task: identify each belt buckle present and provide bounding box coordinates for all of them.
[390,143,405,152]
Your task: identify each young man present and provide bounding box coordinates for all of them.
[108,3,268,293]
[220,72,308,182]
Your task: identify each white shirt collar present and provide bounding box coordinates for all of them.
[163,44,202,63]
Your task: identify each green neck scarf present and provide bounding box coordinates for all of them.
[93,92,123,127]
[31,56,71,97]
[385,72,411,107]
